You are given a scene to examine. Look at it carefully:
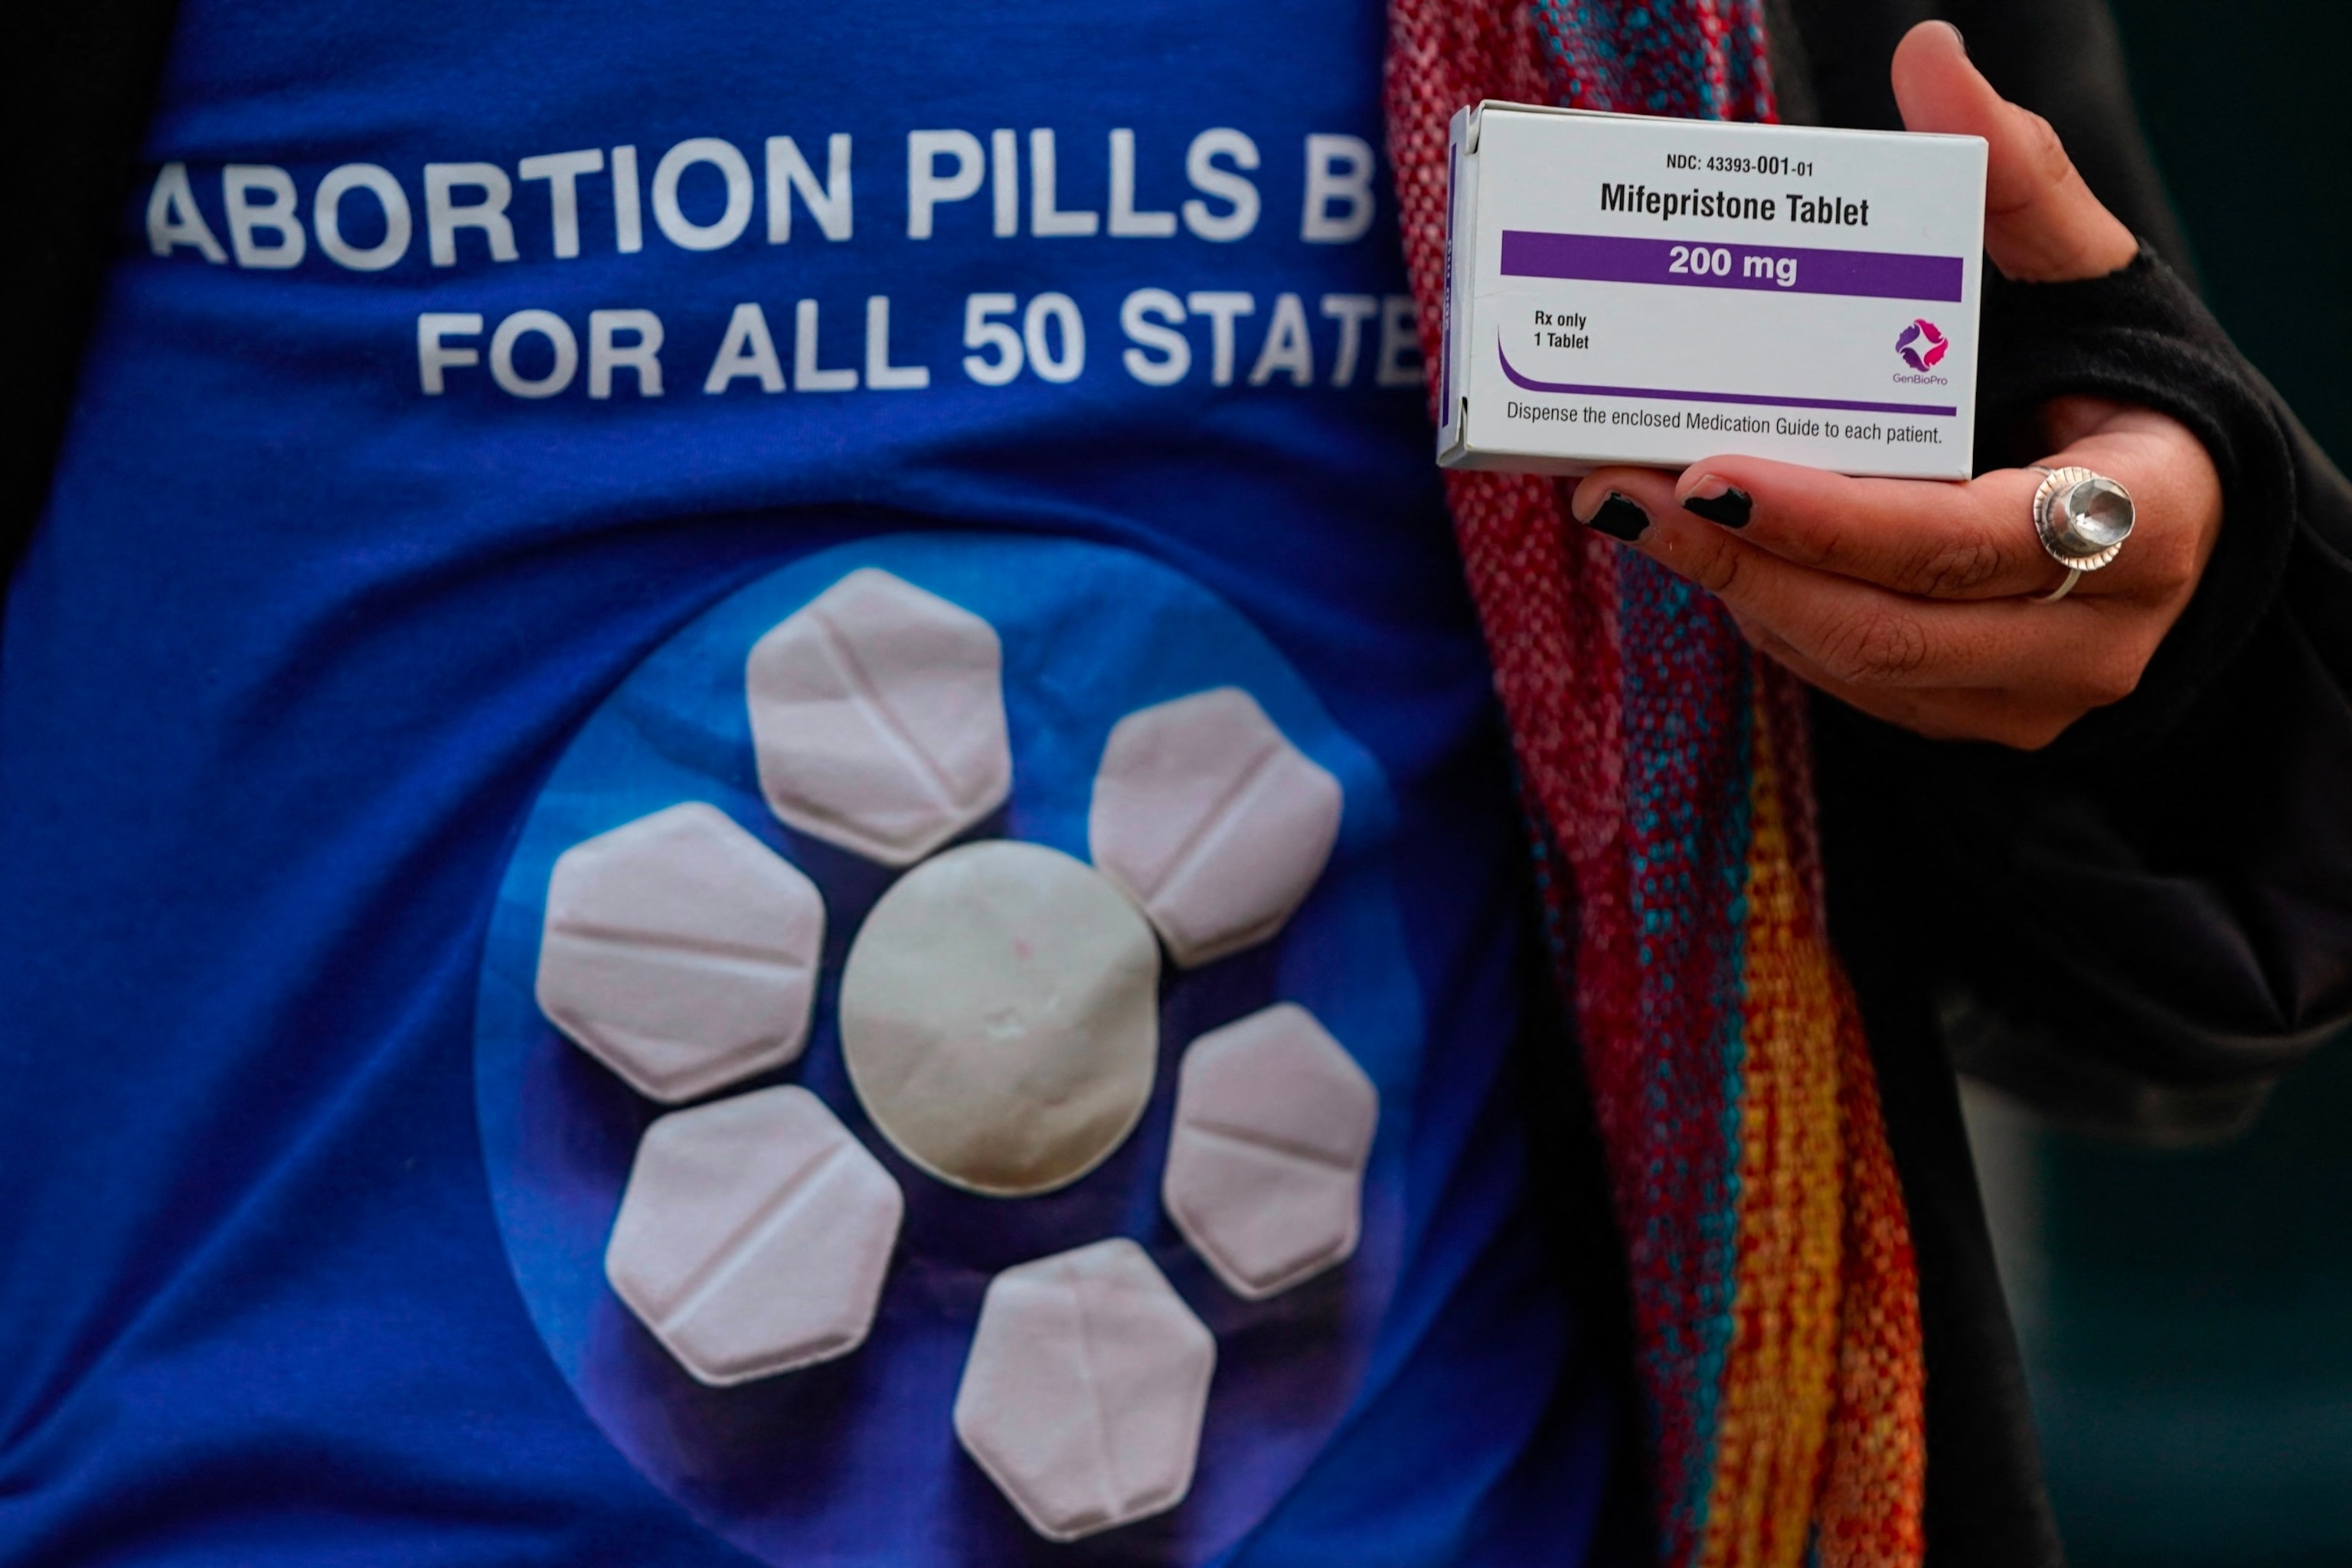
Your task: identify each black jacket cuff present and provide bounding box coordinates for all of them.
[1976,245,2299,758]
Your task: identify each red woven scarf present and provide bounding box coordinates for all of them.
[1381,5,1929,1564]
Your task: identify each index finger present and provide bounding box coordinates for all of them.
[1668,456,2063,600]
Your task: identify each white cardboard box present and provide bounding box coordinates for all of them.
[1438,103,1986,480]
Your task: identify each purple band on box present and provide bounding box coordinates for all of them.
[1499,230,1965,302]
[1497,346,1958,418]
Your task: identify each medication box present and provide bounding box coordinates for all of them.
[1438,103,1986,479]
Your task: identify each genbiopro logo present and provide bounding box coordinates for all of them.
[1895,318,1949,372]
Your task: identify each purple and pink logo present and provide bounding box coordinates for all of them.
[1895,318,1949,371]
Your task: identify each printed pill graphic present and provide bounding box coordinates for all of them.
[1089,687,1342,968]
[840,840,1161,1197]
[480,544,1412,1559]
[536,802,825,1103]
[747,569,1013,867]
[1163,1003,1378,1300]
[954,1239,1217,1543]
[606,1086,904,1387]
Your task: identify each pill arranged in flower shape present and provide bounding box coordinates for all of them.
[954,1239,1217,1544]
[535,802,825,1103]
[605,1086,903,1387]
[746,568,1013,867]
[840,840,1161,1197]
[1163,1004,1380,1301]
[531,566,1379,1547]
[1089,686,1344,968]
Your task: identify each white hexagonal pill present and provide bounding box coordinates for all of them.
[1163,1004,1377,1301]
[1089,687,1342,968]
[606,1086,903,1387]
[537,802,825,1104]
[840,841,1159,1197]
[746,569,1012,867]
[955,1239,1216,1543]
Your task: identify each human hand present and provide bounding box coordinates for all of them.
[1568,21,2223,750]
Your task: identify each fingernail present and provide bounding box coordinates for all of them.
[1681,480,1753,529]
[1940,19,1967,55]
[1583,492,1650,542]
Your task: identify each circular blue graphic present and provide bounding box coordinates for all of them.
[473,534,1423,1564]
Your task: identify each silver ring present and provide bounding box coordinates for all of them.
[2027,465,2134,603]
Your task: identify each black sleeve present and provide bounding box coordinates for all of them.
[1917,407,2352,1140]
[1788,0,2352,1138]
[0,0,185,622]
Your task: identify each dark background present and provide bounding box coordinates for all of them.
[2002,5,2352,1561]
[2112,0,2351,463]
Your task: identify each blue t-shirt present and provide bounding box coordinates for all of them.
[0,2,1623,1563]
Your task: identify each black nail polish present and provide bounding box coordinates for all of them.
[1941,19,1967,56]
[1584,492,1649,542]
[1682,486,1753,528]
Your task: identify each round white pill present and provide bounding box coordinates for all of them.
[746,568,1013,868]
[1088,687,1342,969]
[839,840,1159,1197]
[536,802,825,1104]
[1162,1004,1377,1301]
[606,1085,904,1387]
[954,1238,1216,1542]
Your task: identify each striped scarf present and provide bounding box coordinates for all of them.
[1381,5,1929,1565]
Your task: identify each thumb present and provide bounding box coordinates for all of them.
[1890,20,2138,282]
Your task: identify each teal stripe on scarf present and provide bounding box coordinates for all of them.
[1616,548,1757,1553]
